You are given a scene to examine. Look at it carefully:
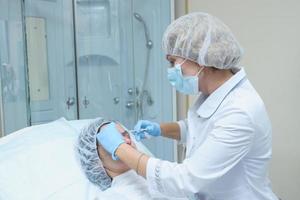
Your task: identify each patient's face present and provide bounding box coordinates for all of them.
[97,123,136,175]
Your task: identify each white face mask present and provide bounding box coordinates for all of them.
[167,60,204,95]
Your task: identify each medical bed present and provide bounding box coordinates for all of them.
[0,118,153,200]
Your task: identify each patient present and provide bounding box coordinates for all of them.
[76,118,158,199]
[97,122,135,177]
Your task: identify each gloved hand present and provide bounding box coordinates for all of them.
[96,122,125,160]
[133,120,161,141]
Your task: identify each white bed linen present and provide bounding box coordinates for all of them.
[0,118,155,200]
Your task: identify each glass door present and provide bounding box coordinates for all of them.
[23,0,138,128]
[0,0,29,135]
[74,0,137,127]
[24,0,78,125]
[0,0,175,162]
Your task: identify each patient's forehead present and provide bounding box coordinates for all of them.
[100,123,130,136]
[115,123,126,133]
[97,124,131,158]
[97,123,131,153]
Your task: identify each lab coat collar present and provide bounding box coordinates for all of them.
[197,68,246,118]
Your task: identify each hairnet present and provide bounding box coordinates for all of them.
[76,118,112,191]
[162,12,244,70]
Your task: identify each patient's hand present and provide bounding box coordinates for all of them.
[97,123,136,178]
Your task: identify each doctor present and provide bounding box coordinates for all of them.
[97,12,278,199]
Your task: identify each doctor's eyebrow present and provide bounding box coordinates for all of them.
[166,55,175,67]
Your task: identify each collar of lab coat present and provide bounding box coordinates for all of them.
[196,68,246,118]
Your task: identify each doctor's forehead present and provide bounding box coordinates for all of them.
[166,55,175,61]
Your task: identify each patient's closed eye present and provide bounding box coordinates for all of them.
[121,131,129,137]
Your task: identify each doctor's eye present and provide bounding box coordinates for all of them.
[168,61,175,67]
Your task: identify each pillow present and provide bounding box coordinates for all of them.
[0,118,90,199]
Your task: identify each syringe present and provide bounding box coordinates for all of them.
[128,128,151,139]
[128,128,148,134]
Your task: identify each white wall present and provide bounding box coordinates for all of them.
[185,0,300,199]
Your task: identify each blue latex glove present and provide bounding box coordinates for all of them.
[96,122,125,160]
[133,120,161,141]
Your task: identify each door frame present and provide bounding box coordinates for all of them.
[21,0,33,127]
[0,62,4,137]
[170,0,179,162]
[71,0,80,119]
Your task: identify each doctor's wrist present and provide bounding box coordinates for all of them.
[112,141,126,160]
[115,143,129,157]
[115,142,150,177]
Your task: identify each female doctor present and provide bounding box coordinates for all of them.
[97,12,278,200]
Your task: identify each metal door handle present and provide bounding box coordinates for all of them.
[82,96,89,108]
[113,97,120,104]
[125,101,135,109]
[66,97,75,109]
[128,88,134,95]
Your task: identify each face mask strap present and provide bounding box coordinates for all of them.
[177,58,187,66]
[195,66,205,77]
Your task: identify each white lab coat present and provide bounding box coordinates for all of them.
[146,68,278,200]
[92,170,187,200]
[43,170,187,200]
[93,170,153,200]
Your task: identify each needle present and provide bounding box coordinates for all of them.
[129,128,148,134]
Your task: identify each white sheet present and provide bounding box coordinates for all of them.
[0,118,154,200]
